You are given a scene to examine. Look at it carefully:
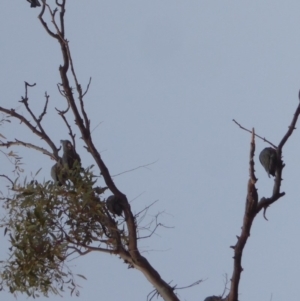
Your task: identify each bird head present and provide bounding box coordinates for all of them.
[60,140,73,151]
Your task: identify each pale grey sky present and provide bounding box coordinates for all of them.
[1,1,300,301]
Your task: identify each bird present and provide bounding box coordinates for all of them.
[106,195,124,216]
[50,160,66,186]
[259,147,278,177]
[50,140,81,186]
[26,0,41,7]
[60,140,81,170]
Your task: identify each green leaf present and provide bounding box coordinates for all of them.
[35,168,42,176]
[76,274,87,280]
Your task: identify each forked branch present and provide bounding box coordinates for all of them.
[37,2,181,300]
[229,95,300,301]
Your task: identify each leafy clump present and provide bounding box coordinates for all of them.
[0,168,121,297]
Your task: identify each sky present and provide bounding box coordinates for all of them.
[1,1,300,301]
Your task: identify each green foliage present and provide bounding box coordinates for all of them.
[0,115,24,176]
[0,167,123,297]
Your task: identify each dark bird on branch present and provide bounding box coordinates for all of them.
[50,140,81,186]
[259,147,278,177]
[60,140,81,170]
[26,0,41,7]
[106,195,124,216]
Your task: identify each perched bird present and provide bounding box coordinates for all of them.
[60,140,81,170]
[27,0,41,7]
[50,156,70,186]
[106,195,124,216]
[259,147,278,177]
[50,161,65,186]
[50,140,81,186]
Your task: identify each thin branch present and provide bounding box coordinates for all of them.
[232,119,277,148]
[0,106,42,137]
[256,100,300,214]
[221,274,230,298]
[58,0,66,37]
[173,279,204,290]
[82,77,92,97]
[56,106,77,148]
[278,94,300,149]
[37,92,50,123]
[148,288,161,301]
[39,1,58,39]
[0,174,14,187]
[148,279,203,301]
[135,200,159,225]
[0,149,16,165]
[63,42,90,131]
[57,83,68,98]
[24,81,36,90]
[67,245,114,255]
[91,120,103,134]
[20,82,47,133]
[0,102,59,159]
[0,139,55,160]
[112,160,158,177]
[138,223,165,240]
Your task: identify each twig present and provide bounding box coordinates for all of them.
[173,279,203,290]
[278,94,300,149]
[37,92,50,123]
[112,160,158,177]
[82,77,92,97]
[56,107,77,148]
[39,2,58,39]
[0,149,16,165]
[91,120,103,134]
[65,43,90,131]
[0,106,58,157]
[135,200,159,225]
[20,82,48,132]
[0,174,14,187]
[232,119,277,148]
[221,274,229,298]
[0,139,55,160]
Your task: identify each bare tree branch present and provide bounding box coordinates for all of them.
[0,85,59,159]
[256,101,300,214]
[0,174,14,187]
[229,95,300,301]
[37,92,50,123]
[232,119,277,148]
[112,160,158,177]
[82,77,92,97]
[0,139,55,160]
[36,3,182,300]
[228,129,258,301]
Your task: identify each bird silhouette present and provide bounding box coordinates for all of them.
[259,147,278,177]
[106,195,124,216]
[50,140,81,186]
[27,0,41,8]
[60,140,81,170]
[50,160,66,186]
